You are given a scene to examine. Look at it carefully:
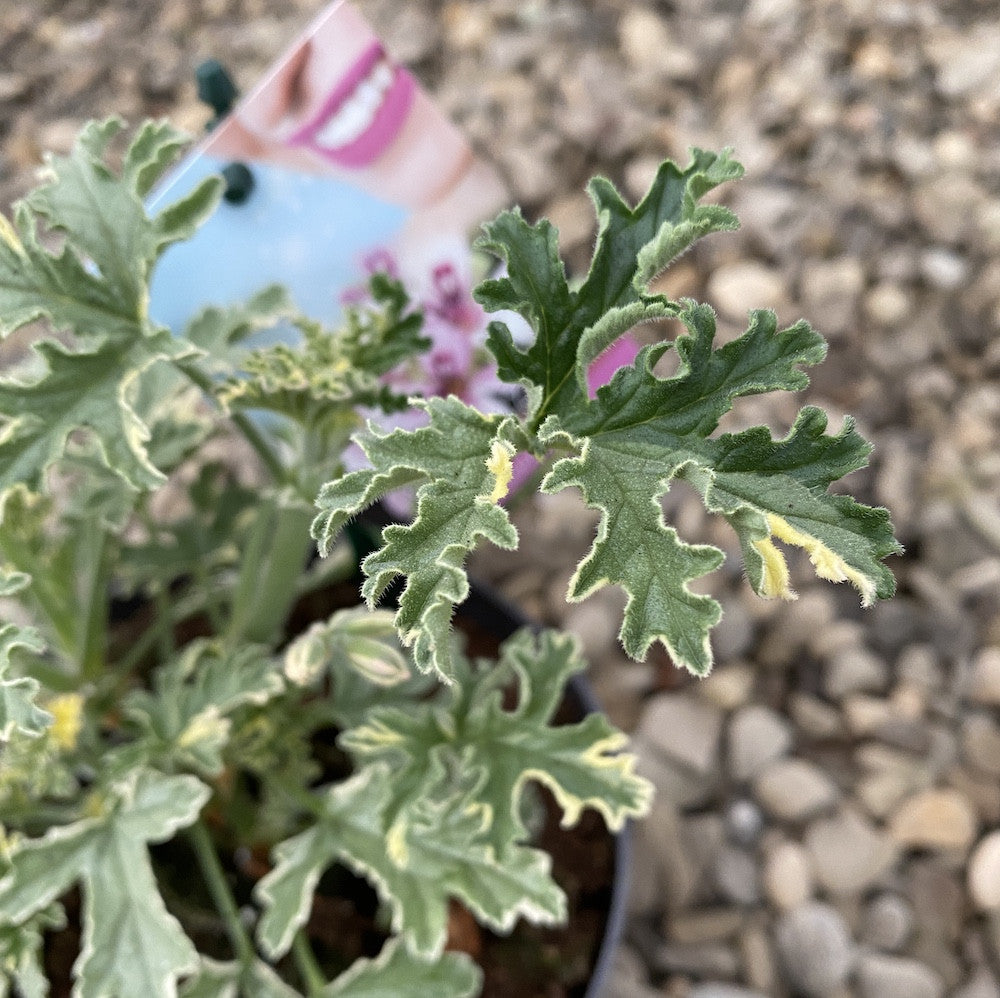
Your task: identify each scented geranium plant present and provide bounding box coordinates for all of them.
[0,119,900,997]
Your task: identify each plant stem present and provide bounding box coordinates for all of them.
[176,361,287,486]
[292,931,327,995]
[187,819,255,969]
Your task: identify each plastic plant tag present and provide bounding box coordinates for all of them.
[147,0,507,357]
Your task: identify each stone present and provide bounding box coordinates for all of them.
[822,646,889,699]
[666,906,744,945]
[636,692,724,774]
[602,945,661,998]
[860,892,914,952]
[968,832,1000,912]
[724,798,765,847]
[799,256,865,336]
[805,807,899,895]
[713,845,759,906]
[740,917,778,993]
[775,902,854,997]
[689,986,767,998]
[655,940,740,980]
[889,788,978,852]
[754,758,838,822]
[698,663,755,710]
[629,798,698,915]
[707,261,788,323]
[864,282,912,326]
[728,705,794,781]
[920,247,970,290]
[856,953,945,998]
[762,839,814,911]
[953,969,1000,998]
[788,693,843,739]
[908,859,966,944]
[969,646,1000,706]
[962,714,1000,778]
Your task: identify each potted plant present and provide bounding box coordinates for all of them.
[0,120,899,997]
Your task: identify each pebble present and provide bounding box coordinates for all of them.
[856,953,945,998]
[707,261,789,323]
[822,646,889,699]
[953,970,1000,998]
[860,892,914,952]
[637,692,725,775]
[805,807,899,896]
[774,902,854,997]
[754,758,839,822]
[798,256,865,336]
[969,646,1000,705]
[961,714,1000,778]
[889,788,978,852]
[698,663,756,711]
[762,839,814,911]
[724,798,765,847]
[968,832,1000,911]
[688,986,768,998]
[864,282,912,325]
[713,845,760,906]
[666,906,745,945]
[920,247,970,290]
[728,705,794,781]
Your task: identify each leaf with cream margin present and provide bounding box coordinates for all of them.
[320,937,480,998]
[0,622,51,742]
[0,768,209,998]
[539,302,899,675]
[0,119,221,491]
[180,956,302,998]
[255,762,564,961]
[312,396,523,682]
[124,640,285,776]
[340,628,651,855]
[474,148,743,425]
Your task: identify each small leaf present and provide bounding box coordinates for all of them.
[321,937,481,998]
[0,902,64,998]
[125,640,284,776]
[0,622,51,741]
[256,763,564,961]
[312,397,520,681]
[340,629,652,853]
[0,768,209,998]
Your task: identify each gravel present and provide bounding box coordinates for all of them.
[6,1,1000,995]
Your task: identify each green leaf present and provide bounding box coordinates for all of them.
[0,331,197,492]
[256,763,564,961]
[0,119,220,493]
[0,768,209,998]
[0,902,64,998]
[539,302,899,675]
[0,119,220,345]
[312,397,521,681]
[474,148,743,423]
[125,639,285,776]
[181,956,302,998]
[320,937,481,998]
[340,629,651,853]
[0,622,51,742]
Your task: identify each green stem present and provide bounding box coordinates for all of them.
[223,493,315,648]
[177,361,286,485]
[292,930,327,995]
[187,819,255,968]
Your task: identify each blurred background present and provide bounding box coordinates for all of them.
[2,1,999,995]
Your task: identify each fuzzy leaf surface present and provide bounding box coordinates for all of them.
[125,640,285,776]
[0,768,208,998]
[475,149,743,422]
[0,119,220,492]
[0,622,50,742]
[340,629,651,853]
[320,938,481,998]
[540,302,899,674]
[255,763,564,960]
[312,397,520,681]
